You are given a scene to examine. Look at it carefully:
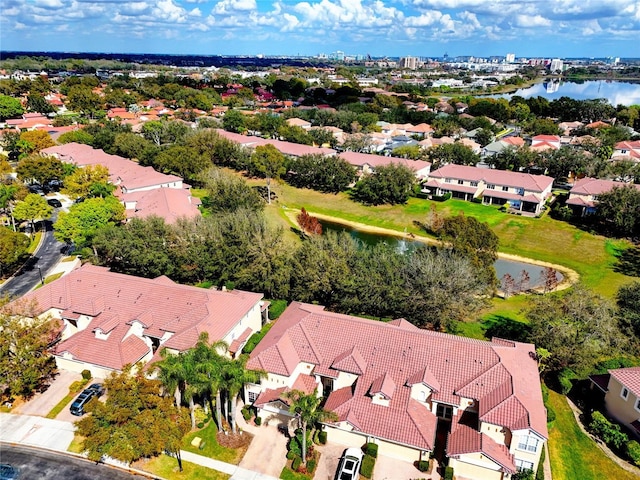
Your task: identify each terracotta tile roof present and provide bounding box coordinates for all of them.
[15,264,262,371]
[429,164,553,193]
[229,327,253,355]
[449,423,516,473]
[123,187,201,224]
[249,302,547,451]
[370,372,396,399]
[338,152,431,176]
[570,177,640,196]
[609,367,640,397]
[502,136,525,147]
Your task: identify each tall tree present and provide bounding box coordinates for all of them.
[53,196,124,247]
[249,144,286,205]
[283,389,338,465]
[62,164,110,200]
[0,305,58,400]
[0,228,29,277]
[0,95,24,120]
[616,281,640,342]
[75,367,190,468]
[12,193,52,235]
[352,164,415,205]
[526,286,626,376]
[595,185,640,237]
[199,167,264,214]
[16,154,64,185]
[222,355,266,434]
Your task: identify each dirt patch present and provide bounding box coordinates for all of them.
[217,431,253,449]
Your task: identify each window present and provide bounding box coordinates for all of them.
[502,186,509,192]
[247,391,258,403]
[436,404,453,420]
[515,459,534,472]
[487,184,495,189]
[635,398,640,412]
[517,435,539,452]
[445,178,452,183]
[470,181,478,187]
[419,390,426,402]
[458,180,464,185]
[622,387,629,400]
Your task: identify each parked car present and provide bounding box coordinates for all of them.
[86,383,104,397]
[70,387,99,416]
[0,463,19,480]
[28,184,44,195]
[335,448,363,480]
[47,198,62,208]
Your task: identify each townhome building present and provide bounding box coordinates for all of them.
[424,164,554,215]
[566,177,640,217]
[6,264,266,378]
[612,140,640,161]
[589,367,640,439]
[246,302,548,479]
[338,151,431,180]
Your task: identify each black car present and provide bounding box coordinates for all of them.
[70,389,98,416]
[47,198,62,208]
[28,184,45,195]
[86,383,104,397]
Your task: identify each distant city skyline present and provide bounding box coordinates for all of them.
[1,0,638,59]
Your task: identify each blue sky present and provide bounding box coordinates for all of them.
[1,0,639,58]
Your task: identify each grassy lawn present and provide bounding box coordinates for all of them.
[547,389,638,480]
[261,180,638,298]
[67,435,85,454]
[27,231,42,254]
[136,454,230,480]
[182,421,247,465]
[46,379,88,419]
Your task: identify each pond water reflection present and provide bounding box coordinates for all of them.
[320,219,563,288]
[492,80,640,106]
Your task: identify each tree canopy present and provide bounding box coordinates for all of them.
[352,163,415,205]
[53,195,125,246]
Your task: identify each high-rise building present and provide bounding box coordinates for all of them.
[549,58,564,72]
[399,56,418,70]
[505,53,515,63]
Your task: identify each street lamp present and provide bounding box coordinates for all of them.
[38,267,44,285]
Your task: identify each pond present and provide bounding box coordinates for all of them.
[490,80,640,106]
[319,219,563,288]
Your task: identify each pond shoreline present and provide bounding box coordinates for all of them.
[285,208,579,292]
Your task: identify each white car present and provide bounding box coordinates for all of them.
[335,447,364,480]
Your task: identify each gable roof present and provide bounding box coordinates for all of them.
[14,264,262,371]
[248,302,548,451]
[429,164,553,193]
[569,177,640,196]
[609,367,640,397]
[122,188,201,224]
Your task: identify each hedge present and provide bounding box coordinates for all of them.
[255,416,262,426]
[628,440,640,467]
[589,411,628,450]
[360,454,375,478]
[444,466,454,480]
[364,442,378,458]
[291,456,302,471]
[416,460,430,472]
[318,431,327,444]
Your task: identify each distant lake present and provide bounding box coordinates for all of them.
[492,80,640,106]
[320,219,563,288]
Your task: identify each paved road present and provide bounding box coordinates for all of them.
[0,444,150,480]
[0,214,66,299]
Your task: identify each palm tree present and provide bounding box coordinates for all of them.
[222,355,266,434]
[154,348,187,410]
[283,389,338,465]
[192,332,229,431]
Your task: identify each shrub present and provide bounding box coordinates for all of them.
[432,193,451,202]
[558,368,576,395]
[471,197,482,204]
[254,416,262,426]
[626,440,640,466]
[546,406,556,423]
[360,454,375,478]
[291,456,302,471]
[318,431,327,444]
[243,321,276,354]
[589,411,628,450]
[286,450,296,460]
[364,442,378,458]
[307,458,317,474]
[197,422,204,429]
[268,299,288,320]
[241,405,252,421]
[444,466,454,480]
[81,369,91,380]
[416,460,430,472]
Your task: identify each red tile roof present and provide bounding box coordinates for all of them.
[248,302,548,451]
[609,367,640,397]
[569,177,640,196]
[123,187,201,224]
[448,423,516,473]
[429,164,553,193]
[338,151,431,176]
[15,264,263,371]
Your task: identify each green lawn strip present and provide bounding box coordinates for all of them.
[34,272,65,290]
[279,467,311,480]
[190,188,208,200]
[67,435,85,454]
[46,379,88,419]
[61,255,79,262]
[137,454,230,480]
[27,231,42,254]
[547,389,638,480]
[182,421,244,465]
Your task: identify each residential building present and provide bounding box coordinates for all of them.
[425,164,554,215]
[530,135,561,152]
[338,151,431,179]
[589,367,640,439]
[612,140,640,161]
[246,302,548,478]
[566,177,640,216]
[6,264,266,378]
[215,129,336,157]
[399,56,418,70]
[482,137,525,157]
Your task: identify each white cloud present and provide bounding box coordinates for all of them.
[34,0,65,8]
[515,14,551,28]
[213,0,256,14]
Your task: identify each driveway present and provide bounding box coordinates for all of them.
[13,370,82,418]
[374,453,432,480]
[237,421,288,478]
[313,442,345,480]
